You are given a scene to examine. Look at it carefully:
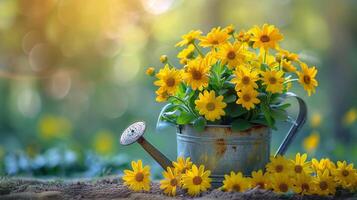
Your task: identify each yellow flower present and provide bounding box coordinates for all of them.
[276,49,299,72]
[231,67,259,90]
[223,24,235,35]
[38,115,72,140]
[93,130,115,155]
[235,30,251,43]
[250,170,270,190]
[160,167,181,196]
[258,52,279,68]
[183,57,211,90]
[146,67,155,76]
[195,90,227,121]
[155,87,170,102]
[311,158,336,175]
[221,171,250,192]
[236,87,260,110]
[217,42,246,69]
[177,44,195,64]
[123,160,151,191]
[332,161,356,189]
[262,70,285,93]
[310,112,322,128]
[199,27,229,48]
[303,131,320,153]
[270,174,293,194]
[250,24,283,50]
[154,65,181,95]
[290,153,313,175]
[292,173,314,195]
[266,155,292,174]
[342,107,357,126]
[172,156,193,174]
[313,170,336,196]
[297,62,318,96]
[160,55,168,63]
[182,164,211,196]
[176,30,202,47]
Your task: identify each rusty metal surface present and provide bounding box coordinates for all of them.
[177,125,271,187]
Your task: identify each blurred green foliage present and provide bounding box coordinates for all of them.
[0,0,356,177]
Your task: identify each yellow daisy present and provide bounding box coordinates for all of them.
[311,158,336,175]
[313,169,336,196]
[177,44,195,65]
[145,67,155,76]
[297,62,318,96]
[250,24,284,50]
[290,153,313,175]
[160,167,181,196]
[183,57,211,90]
[176,30,202,47]
[199,27,229,48]
[258,52,279,68]
[266,155,292,174]
[217,42,246,69]
[155,87,169,102]
[231,67,259,90]
[332,161,356,189]
[250,170,270,190]
[221,172,250,192]
[276,49,299,72]
[195,90,227,121]
[172,156,193,174]
[292,173,314,195]
[122,160,151,191]
[235,30,251,43]
[182,164,211,196]
[236,87,260,110]
[270,174,293,194]
[223,24,235,35]
[154,65,182,95]
[262,70,285,93]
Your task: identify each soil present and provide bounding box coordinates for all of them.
[0,176,356,200]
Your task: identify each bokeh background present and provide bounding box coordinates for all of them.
[0,0,356,179]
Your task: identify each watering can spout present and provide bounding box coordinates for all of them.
[120,121,173,169]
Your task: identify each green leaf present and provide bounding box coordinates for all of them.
[271,108,288,121]
[224,94,237,103]
[193,117,206,132]
[232,119,253,131]
[261,104,274,128]
[260,63,269,71]
[176,111,195,125]
[274,103,291,110]
[250,118,269,126]
[226,103,247,117]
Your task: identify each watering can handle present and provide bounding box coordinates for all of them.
[274,92,307,157]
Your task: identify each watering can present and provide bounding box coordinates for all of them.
[120,92,307,187]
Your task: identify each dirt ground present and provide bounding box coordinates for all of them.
[0,176,356,200]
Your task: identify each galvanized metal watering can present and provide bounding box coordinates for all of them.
[120,92,307,187]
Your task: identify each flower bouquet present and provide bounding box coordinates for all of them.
[149,24,318,131]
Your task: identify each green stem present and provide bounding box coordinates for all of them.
[263,50,267,64]
[193,42,204,57]
[283,78,298,84]
[169,96,199,117]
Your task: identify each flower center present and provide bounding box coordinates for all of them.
[166,77,176,87]
[301,183,310,191]
[193,176,202,185]
[192,70,202,80]
[294,165,303,173]
[170,178,178,186]
[206,102,216,111]
[260,35,270,42]
[212,40,219,45]
[242,76,250,85]
[243,94,251,102]
[303,75,311,84]
[135,172,144,182]
[256,182,265,189]
[232,184,241,192]
[279,183,288,192]
[227,51,236,60]
[269,77,277,84]
[275,165,283,173]
[342,170,349,177]
[319,181,328,190]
